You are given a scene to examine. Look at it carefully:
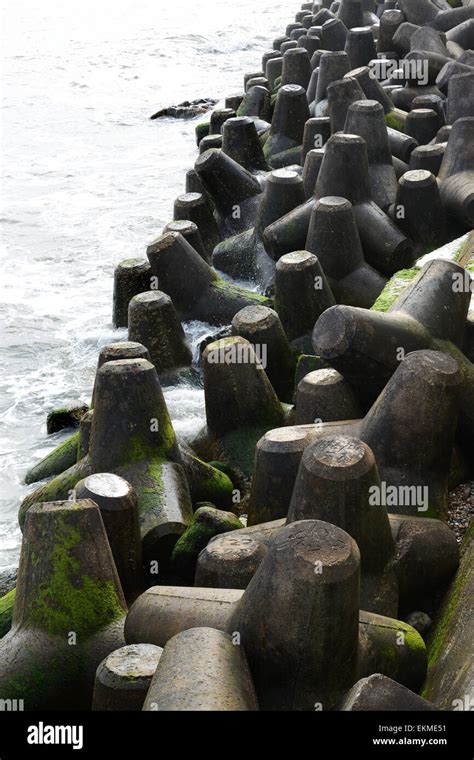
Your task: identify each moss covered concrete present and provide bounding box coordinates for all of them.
[422,519,474,707]
[19,459,91,529]
[24,432,80,485]
[171,505,242,580]
[23,517,124,638]
[385,111,405,133]
[209,279,271,306]
[371,268,419,313]
[0,588,15,638]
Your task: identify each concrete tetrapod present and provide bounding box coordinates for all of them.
[19,359,195,571]
[263,84,310,164]
[287,435,398,616]
[314,51,351,116]
[339,673,437,711]
[281,47,312,89]
[195,533,268,590]
[173,191,220,259]
[212,168,305,290]
[344,99,398,211]
[231,305,295,402]
[190,337,285,481]
[312,258,474,451]
[146,231,271,326]
[162,219,209,263]
[305,196,387,308]
[170,505,242,584]
[343,65,394,115]
[128,291,192,379]
[437,117,474,227]
[229,519,360,710]
[263,133,413,276]
[292,368,362,425]
[345,27,377,69]
[321,18,348,53]
[326,76,367,133]
[274,251,336,345]
[92,644,163,711]
[142,628,258,711]
[23,341,152,487]
[248,428,315,525]
[112,258,152,329]
[194,148,263,238]
[302,148,325,198]
[251,350,464,520]
[86,359,193,571]
[221,116,268,172]
[422,519,474,710]
[0,500,127,709]
[447,71,474,126]
[74,473,143,604]
[390,169,447,253]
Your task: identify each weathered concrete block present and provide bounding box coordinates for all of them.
[142,628,258,711]
[92,644,162,711]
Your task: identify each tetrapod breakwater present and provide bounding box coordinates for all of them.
[1,0,473,713]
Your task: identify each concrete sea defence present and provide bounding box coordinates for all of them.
[3,0,474,712]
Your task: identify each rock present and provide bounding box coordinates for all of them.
[150,98,218,120]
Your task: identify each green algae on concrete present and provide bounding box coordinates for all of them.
[453,231,474,273]
[373,235,474,315]
[171,505,242,581]
[209,279,271,306]
[385,110,405,133]
[46,403,88,435]
[358,611,427,692]
[24,431,80,485]
[195,121,210,145]
[19,458,91,529]
[182,451,234,508]
[422,519,474,708]
[22,511,125,639]
[371,269,419,313]
[0,500,127,709]
[294,354,332,387]
[0,588,15,638]
[17,499,127,639]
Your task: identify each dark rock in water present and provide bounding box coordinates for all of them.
[46,402,89,434]
[150,98,218,120]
